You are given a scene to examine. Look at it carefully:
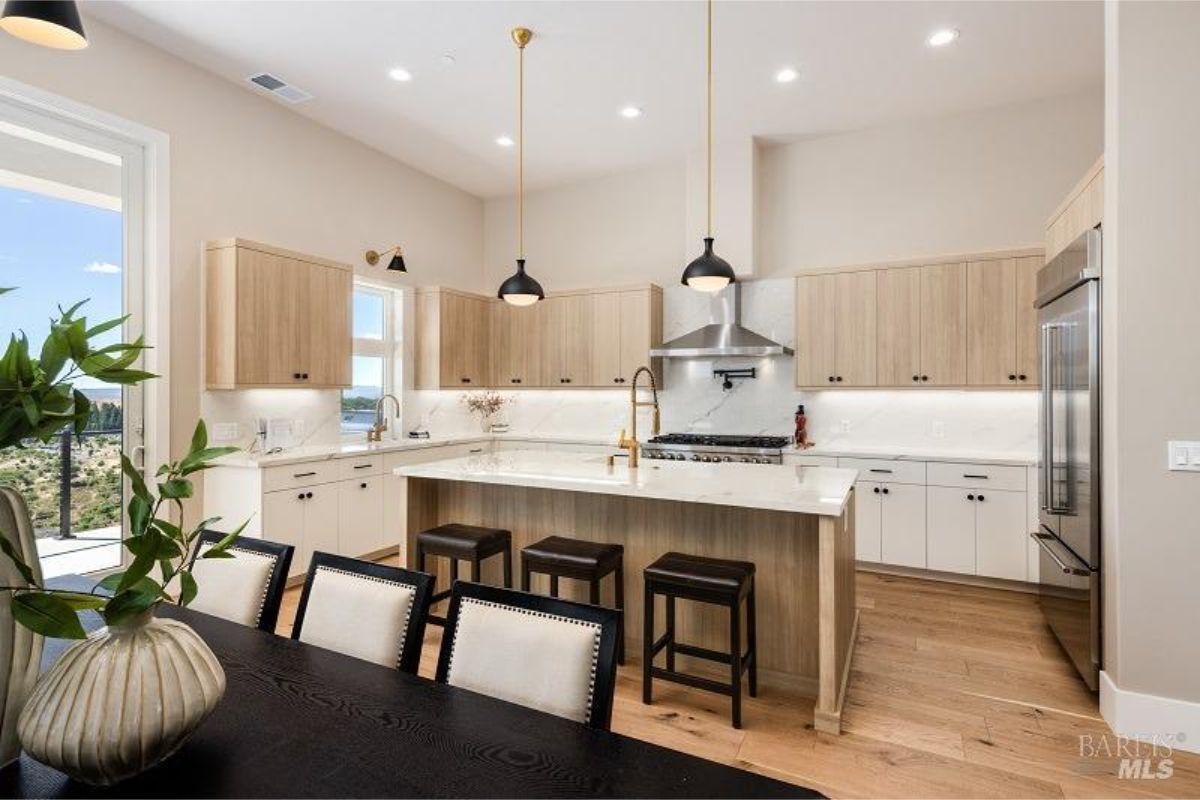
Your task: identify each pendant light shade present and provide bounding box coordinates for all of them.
[497,258,544,306]
[682,237,735,293]
[681,0,736,293]
[498,27,546,307]
[0,1,87,50]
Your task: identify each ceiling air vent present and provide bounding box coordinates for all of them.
[246,72,313,104]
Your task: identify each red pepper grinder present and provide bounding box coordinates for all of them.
[794,404,809,449]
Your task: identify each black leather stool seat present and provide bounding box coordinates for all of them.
[644,552,754,596]
[522,536,623,577]
[417,524,511,559]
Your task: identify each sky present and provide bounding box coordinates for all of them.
[0,185,124,390]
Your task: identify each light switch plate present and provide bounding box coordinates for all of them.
[1167,441,1200,472]
[211,422,240,442]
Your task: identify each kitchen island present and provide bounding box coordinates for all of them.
[394,450,859,733]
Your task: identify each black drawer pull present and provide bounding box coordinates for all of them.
[963,474,988,480]
[293,471,317,478]
[868,468,893,474]
[353,464,372,470]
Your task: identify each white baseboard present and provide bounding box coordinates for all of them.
[1100,670,1200,755]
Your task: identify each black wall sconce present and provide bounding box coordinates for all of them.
[365,245,406,273]
[713,367,756,391]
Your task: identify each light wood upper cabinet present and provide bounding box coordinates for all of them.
[796,272,876,387]
[489,301,542,387]
[415,289,489,389]
[1045,158,1103,261]
[206,239,351,390]
[590,292,623,387]
[540,294,593,387]
[795,275,837,387]
[967,256,1043,387]
[1014,255,1041,386]
[876,267,922,386]
[590,287,664,387]
[919,262,967,386]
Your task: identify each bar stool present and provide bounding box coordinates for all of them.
[642,551,757,728]
[416,523,512,626]
[520,536,626,664]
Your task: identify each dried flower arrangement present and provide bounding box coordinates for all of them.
[460,391,510,430]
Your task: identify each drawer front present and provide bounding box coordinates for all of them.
[263,460,340,493]
[338,454,383,480]
[838,457,926,485]
[383,442,491,471]
[926,461,1026,491]
[784,454,839,467]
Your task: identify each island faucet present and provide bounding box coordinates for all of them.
[617,366,660,468]
[368,393,402,443]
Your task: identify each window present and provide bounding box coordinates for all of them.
[342,284,399,434]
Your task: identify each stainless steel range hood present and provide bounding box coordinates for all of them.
[649,283,793,358]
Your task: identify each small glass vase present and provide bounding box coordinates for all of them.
[17,608,225,786]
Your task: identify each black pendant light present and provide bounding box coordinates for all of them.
[497,27,545,307]
[681,0,736,293]
[0,1,87,50]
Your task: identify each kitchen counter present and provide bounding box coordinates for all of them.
[395,450,856,517]
[793,443,1038,466]
[394,449,858,735]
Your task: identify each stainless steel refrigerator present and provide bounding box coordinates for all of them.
[1032,227,1101,691]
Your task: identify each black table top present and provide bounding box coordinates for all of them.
[1,576,819,799]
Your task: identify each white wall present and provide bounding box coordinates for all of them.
[0,19,485,462]
[1101,0,1200,747]
[758,90,1104,273]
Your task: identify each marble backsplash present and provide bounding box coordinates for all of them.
[202,279,1038,456]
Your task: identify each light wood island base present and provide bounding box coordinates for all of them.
[398,476,858,733]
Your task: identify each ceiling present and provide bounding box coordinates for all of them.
[90,1,1104,198]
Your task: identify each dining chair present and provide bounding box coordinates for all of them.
[435,581,621,730]
[186,530,294,632]
[291,552,434,673]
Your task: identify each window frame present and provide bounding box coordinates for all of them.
[342,280,401,437]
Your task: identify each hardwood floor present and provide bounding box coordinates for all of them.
[277,565,1200,799]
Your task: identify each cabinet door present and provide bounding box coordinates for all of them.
[1014,256,1041,387]
[337,476,383,557]
[966,259,1017,386]
[795,275,837,387]
[305,263,352,387]
[919,263,967,386]
[235,249,308,385]
[263,489,306,578]
[619,289,655,382]
[926,486,976,575]
[490,300,539,388]
[880,482,926,568]
[834,272,877,386]
[975,490,1027,581]
[876,267,922,387]
[854,481,882,562]
[541,295,593,386]
[590,292,623,387]
[302,484,340,574]
[440,294,487,388]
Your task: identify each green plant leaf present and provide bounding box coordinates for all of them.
[49,591,108,611]
[71,389,90,436]
[102,585,161,627]
[157,478,193,500]
[116,537,159,594]
[95,573,123,594]
[201,517,251,559]
[38,327,70,383]
[12,592,87,639]
[0,532,37,586]
[178,446,238,475]
[120,453,151,503]
[0,287,14,295]
[84,314,129,339]
[189,419,207,453]
[178,570,197,607]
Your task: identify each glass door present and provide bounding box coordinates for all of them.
[0,98,147,578]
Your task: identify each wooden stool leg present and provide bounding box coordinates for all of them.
[614,564,625,665]
[747,584,758,698]
[502,547,513,588]
[730,599,743,729]
[549,575,559,598]
[642,582,654,704]
[665,595,676,672]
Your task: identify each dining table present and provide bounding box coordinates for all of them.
[0,575,820,799]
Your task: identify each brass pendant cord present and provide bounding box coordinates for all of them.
[516,31,527,260]
[706,0,713,238]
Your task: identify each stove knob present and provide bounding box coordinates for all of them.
[691,454,702,462]
[722,455,733,462]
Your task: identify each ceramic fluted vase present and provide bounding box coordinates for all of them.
[17,609,225,786]
[0,487,43,771]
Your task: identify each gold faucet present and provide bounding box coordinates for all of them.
[367,393,401,443]
[617,366,660,468]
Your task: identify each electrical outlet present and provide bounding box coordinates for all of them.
[211,423,240,442]
[840,420,851,433]
[932,421,946,439]
[1168,441,1200,472]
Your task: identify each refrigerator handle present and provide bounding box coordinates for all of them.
[1031,531,1090,576]
[1040,324,1054,511]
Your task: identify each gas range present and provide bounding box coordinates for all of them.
[641,434,791,465]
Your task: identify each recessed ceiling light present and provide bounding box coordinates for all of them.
[620,106,643,119]
[388,67,412,82]
[927,28,959,48]
[775,67,799,84]
[495,135,514,147]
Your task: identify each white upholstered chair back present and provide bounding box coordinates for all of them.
[187,534,292,631]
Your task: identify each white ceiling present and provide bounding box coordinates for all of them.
[90,1,1104,199]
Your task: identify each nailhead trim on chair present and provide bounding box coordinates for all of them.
[226,545,277,628]
[313,565,418,668]
[446,596,603,724]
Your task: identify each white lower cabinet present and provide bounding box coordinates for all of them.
[927,487,977,574]
[338,475,384,558]
[974,489,1027,580]
[853,481,882,562]
[263,481,339,579]
[853,480,926,568]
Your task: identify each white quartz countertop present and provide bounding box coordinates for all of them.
[215,432,617,468]
[394,450,857,517]
[793,444,1038,466]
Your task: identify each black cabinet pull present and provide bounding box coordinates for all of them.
[921,375,929,382]
[967,494,975,501]
[1008,374,1017,381]
[353,464,371,470]
[835,376,843,383]
[297,493,305,500]
[963,474,988,480]
[978,495,985,502]
[293,373,301,380]
[301,373,309,379]
[873,486,880,494]
[1018,374,1027,381]
[869,468,893,474]
[305,492,313,499]
[828,376,835,383]
[912,375,919,382]
[293,471,317,478]
[360,482,368,489]
[461,378,471,383]
[881,487,889,495]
